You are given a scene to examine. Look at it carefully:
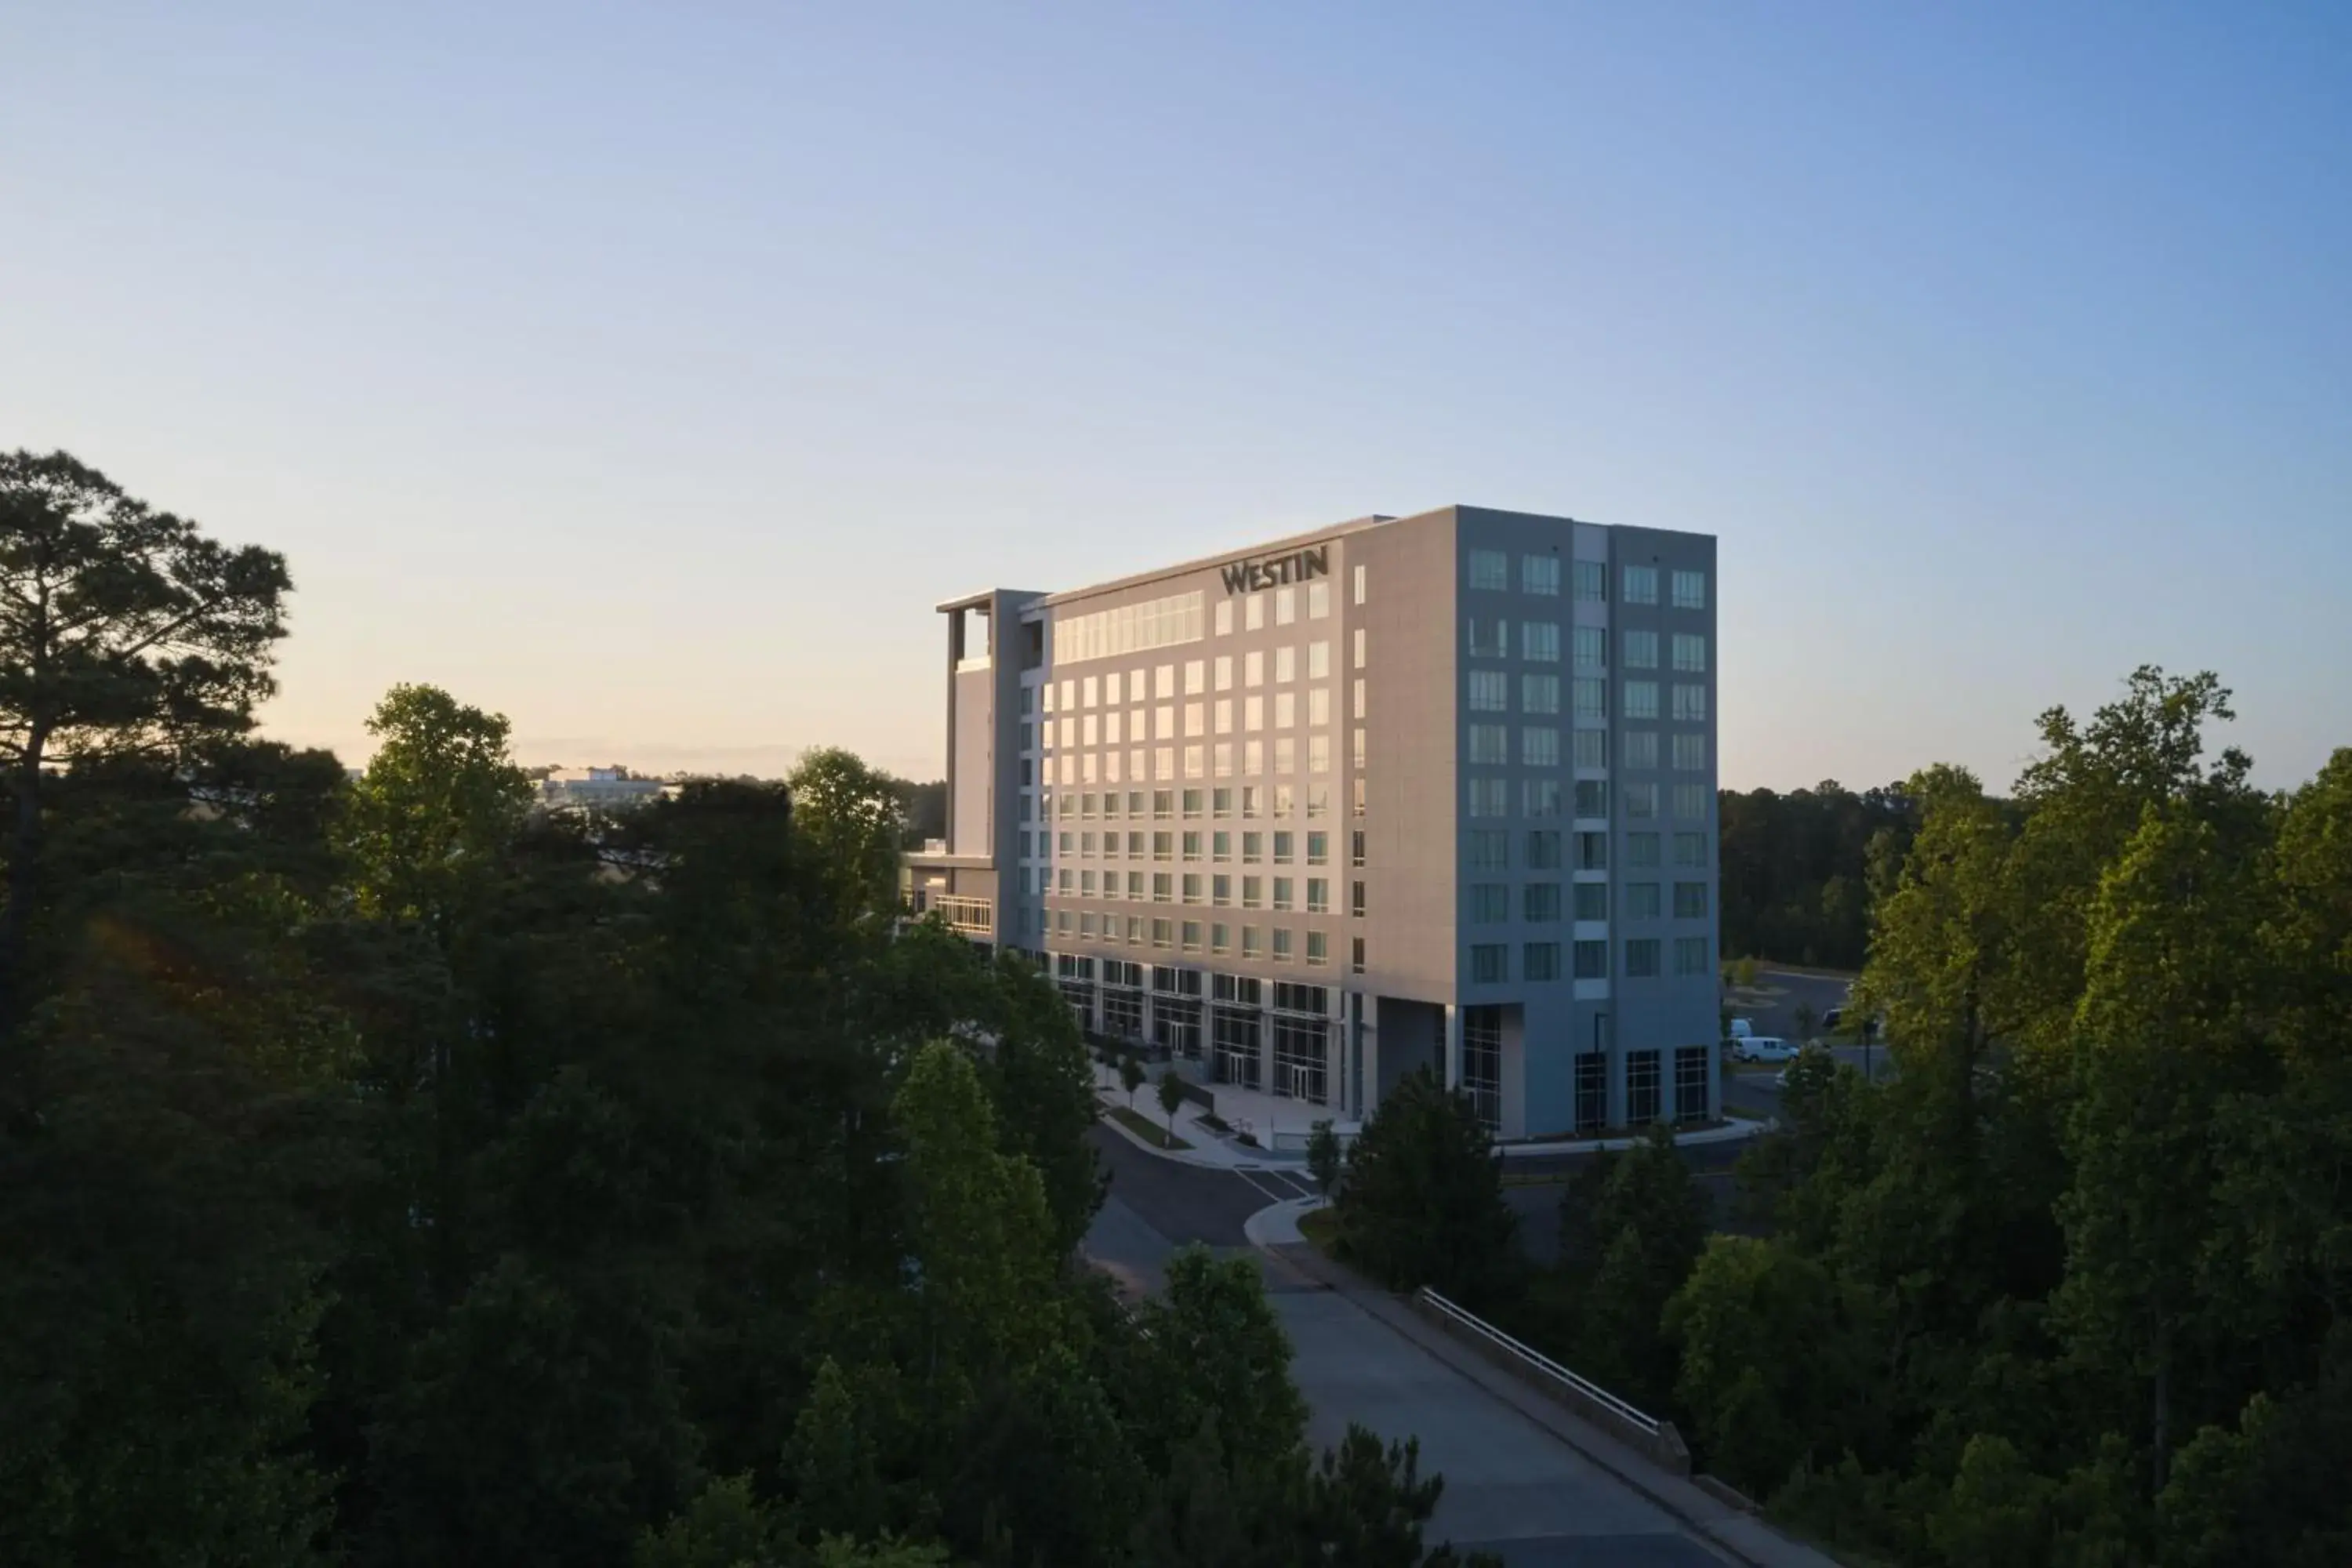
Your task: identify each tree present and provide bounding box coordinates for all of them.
[1307,1118,1342,1197]
[1120,1053,1145,1112]
[786,747,906,923]
[0,449,290,1053]
[1793,1000,1817,1040]
[338,684,532,938]
[1333,1068,1516,1305]
[1157,1069,1185,1147]
[1560,1123,1709,1408]
[1668,1236,1856,1495]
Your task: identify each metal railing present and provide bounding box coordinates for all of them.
[934,895,993,935]
[1416,1287,1664,1437]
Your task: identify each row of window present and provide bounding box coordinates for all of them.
[1465,725,1708,771]
[1033,788,1370,832]
[1463,623,1705,673]
[1468,880,1709,923]
[1034,827,1343,864]
[1035,687,1349,751]
[1045,907,1335,964]
[1036,644,1334,719]
[1468,827,1711,869]
[1467,552,1707,612]
[1468,935,1713,983]
[1033,734,1372,787]
[1467,778,1712,821]
[1045,869,1362,913]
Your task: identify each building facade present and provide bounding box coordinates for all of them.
[906,505,1719,1138]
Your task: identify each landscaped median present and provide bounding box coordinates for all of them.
[1104,1102,1189,1150]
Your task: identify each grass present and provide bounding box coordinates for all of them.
[1723,1104,1768,1122]
[1105,1103,1189,1150]
[1296,1203,1338,1254]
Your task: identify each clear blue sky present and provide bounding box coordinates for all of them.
[5,3,2347,789]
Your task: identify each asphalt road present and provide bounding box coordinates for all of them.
[1083,1127,1725,1566]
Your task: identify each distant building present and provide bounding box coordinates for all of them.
[539,766,667,811]
[905,505,1721,1139]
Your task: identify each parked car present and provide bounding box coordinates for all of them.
[1731,1035,1798,1063]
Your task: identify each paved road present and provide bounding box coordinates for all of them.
[1084,1128,1725,1566]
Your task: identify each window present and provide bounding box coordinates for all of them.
[1272,830,1294,862]
[1572,779,1606,818]
[1153,831,1174,860]
[1467,829,1508,869]
[1352,677,1366,720]
[1308,641,1330,679]
[1573,559,1606,601]
[1307,581,1330,620]
[1522,726,1560,768]
[1306,931,1328,966]
[1152,918,1172,949]
[1576,831,1609,869]
[1467,618,1508,657]
[1244,739,1264,775]
[1524,778,1562,817]
[1671,569,1706,611]
[1470,883,1510,924]
[1181,829,1202,858]
[1623,680,1660,720]
[1673,784,1710,821]
[1672,633,1707,673]
[1522,554,1560,596]
[1522,673,1559,714]
[1275,646,1296,684]
[1215,655,1233,691]
[1271,927,1293,962]
[1573,624,1605,671]
[1212,830,1232,862]
[1468,670,1509,712]
[1469,778,1508,818]
[1308,687,1330,726]
[1468,724,1508,764]
[1672,733,1706,771]
[1573,939,1608,978]
[1185,659,1207,695]
[1628,1050,1662,1123]
[1182,920,1203,952]
[1242,926,1261,959]
[1212,874,1232,906]
[1524,882,1561,922]
[1674,832,1707,868]
[1527,829,1561,869]
[1352,729,1366,768]
[1675,935,1710,975]
[1353,562,1367,605]
[1574,882,1608,920]
[1245,650,1264,687]
[1522,621,1561,662]
[1212,787,1232,817]
[1272,877,1293,912]
[1627,882,1661,920]
[1468,549,1508,590]
[1273,691,1295,728]
[1470,944,1508,982]
[1242,876,1262,909]
[1302,831,1327,865]
[1625,938,1662,978]
[1576,1053,1607,1134]
[1673,684,1708,723]
[1624,564,1659,605]
[1351,880,1366,916]
[1211,922,1230,954]
[1573,678,1606,720]
[1307,877,1328,913]
[1352,627,1367,668]
[1352,935,1366,974]
[1242,831,1263,862]
[1623,729,1659,770]
[1185,701,1205,736]
[1625,782,1659,819]
[1624,630,1658,670]
[1214,601,1234,637]
[1628,833,1662,868]
[1273,737,1295,773]
[1675,1045,1709,1122]
[1675,881,1709,919]
[1573,730,1606,769]
[1275,586,1296,626]
[1181,873,1203,902]
[1525,941,1562,980]
[1352,829,1366,867]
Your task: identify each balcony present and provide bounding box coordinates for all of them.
[934,895,994,935]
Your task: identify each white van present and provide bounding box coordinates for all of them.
[1731,1035,1798,1064]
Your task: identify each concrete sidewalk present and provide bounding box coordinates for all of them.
[1248,1200,1841,1568]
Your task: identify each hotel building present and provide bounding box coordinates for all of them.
[906,506,1720,1138]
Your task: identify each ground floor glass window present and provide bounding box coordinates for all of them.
[1461,1004,1502,1133]
[1627,1048,1661,1124]
[1674,1044,1709,1122]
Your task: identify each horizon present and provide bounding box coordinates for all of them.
[6,4,2347,793]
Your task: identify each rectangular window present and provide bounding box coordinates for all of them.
[1272,829,1294,862]
[1521,621,1561,662]
[1242,876,1263,909]
[1671,569,1706,611]
[1675,935,1710,976]
[1351,880,1367,917]
[1675,881,1708,919]
[1524,941,1562,980]
[1181,828,1203,857]
[1467,829,1509,869]
[1275,586,1296,626]
[1522,673,1559,715]
[1522,554,1560,595]
[1522,726,1560,768]
[1673,784,1710,821]
[1573,624,1606,670]
[1352,728,1366,768]
[1467,618,1508,658]
[1573,678,1606,720]
[1573,881,1608,920]
[1468,670,1509,712]
[1352,627,1367,669]
[1275,646,1296,683]
[1573,938,1608,978]
[1241,926,1261,959]
[1351,829,1366,868]
[1627,881,1661,920]
[1307,581,1330,621]
[1624,564,1659,605]
[1273,737,1296,774]
[1306,930,1328,966]
[1470,943,1508,982]
[1308,687,1330,726]
[1576,831,1610,870]
[1675,1044,1709,1122]
[1152,918,1172,949]
[1624,781,1659,818]
[1470,883,1509,924]
[1182,920,1203,952]
[1352,935,1366,974]
[1623,680,1660,720]
[1573,779,1607,818]
[1628,833,1661,868]
[1524,778,1562,818]
[1214,601,1234,637]
[1242,831,1263,862]
[1272,927,1294,962]
[1212,874,1232,906]
[1672,733,1706,771]
[1674,831,1707,868]
[1245,650,1264,687]
[1624,630,1659,670]
[1243,739,1264,775]
[1212,830,1232,862]
[1182,873,1203,902]
[1306,830,1328,864]
[1307,877,1328,913]
[1524,882,1561,922]
[1573,559,1606,601]
[1211,922,1230,955]
[1468,549,1508,590]
[1308,734,1330,774]
[1272,877,1293,912]
[1353,562,1367,605]
[1623,729,1658,771]
[1673,684,1708,723]
[1214,655,1233,691]
[1628,1049,1661,1123]
[1671,633,1707,673]
[1468,778,1509,818]
[1625,938,1662,978]
[1468,724,1508,764]
[1305,640,1329,679]
[1352,677,1366,720]
[1573,730,1606,769]
[1526,829,1561,869]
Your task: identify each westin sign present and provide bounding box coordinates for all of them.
[1219,545,1329,596]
